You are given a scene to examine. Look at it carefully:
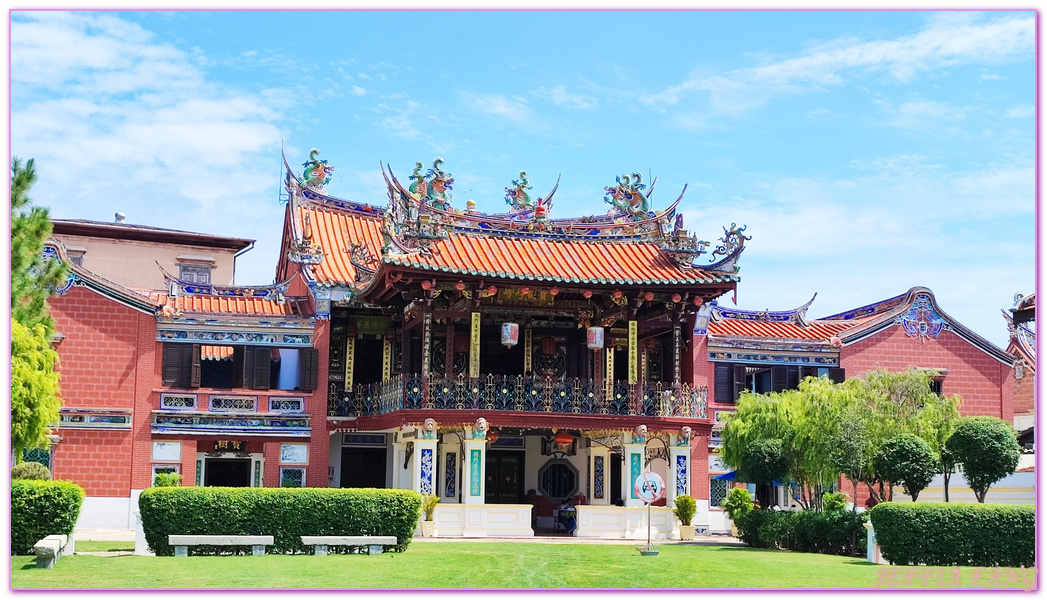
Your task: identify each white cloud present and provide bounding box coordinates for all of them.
[11,11,286,283]
[461,92,532,122]
[640,12,1033,113]
[350,85,367,96]
[531,86,598,110]
[889,99,967,129]
[1004,105,1034,118]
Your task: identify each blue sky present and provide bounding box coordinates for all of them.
[10,10,1035,348]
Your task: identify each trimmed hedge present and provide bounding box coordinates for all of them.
[138,487,423,556]
[11,479,85,555]
[870,502,1034,567]
[734,509,867,557]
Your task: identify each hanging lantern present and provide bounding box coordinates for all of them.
[520,286,531,295]
[582,290,593,299]
[671,293,682,303]
[549,286,559,296]
[554,430,574,446]
[487,429,499,443]
[421,280,433,291]
[455,280,466,291]
[644,291,655,302]
[542,336,557,356]
[693,297,703,306]
[501,322,520,348]
[486,286,498,297]
[587,326,605,350]
[613,290,623,299]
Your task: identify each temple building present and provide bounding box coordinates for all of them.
[40,151,1018,538]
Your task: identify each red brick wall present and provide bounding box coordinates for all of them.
[689,441,709,502]
[841,325,1012,421]
[52,429,133,497]
[51,286,156,494]
[307,319,331,487]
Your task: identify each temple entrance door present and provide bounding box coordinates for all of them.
[341,447,387,488]
[485,450,524,504]
[610,452,623,504]
[204,458,251,487]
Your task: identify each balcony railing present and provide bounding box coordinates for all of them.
[329,374,707,420]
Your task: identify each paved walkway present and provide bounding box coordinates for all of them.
[74,529,743,547]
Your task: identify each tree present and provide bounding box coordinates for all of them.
[945,416,1020,503]
[739,438,788,485]
[11,156,66,461]
[874,434,938,502]
[11,319,62,461]
[12,157,66,335]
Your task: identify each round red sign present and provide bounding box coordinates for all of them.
[633,471,666,504]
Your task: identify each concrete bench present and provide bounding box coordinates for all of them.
[300,535,398,556]
[33,534,69,568]
[168,535,274,557]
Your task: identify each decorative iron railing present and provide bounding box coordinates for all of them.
[328,374,707,420]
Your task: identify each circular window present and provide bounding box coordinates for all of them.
[538,459,579,501]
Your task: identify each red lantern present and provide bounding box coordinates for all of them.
[455,280,466,291]
[672,293,682,303]
[613,290,623,299]
[644,291,655,302]
[693,297,703,306]
[582,290,593,299]
[520,286,531,295]
[549,286,559,296]
[554,430,573,446]
[486,286,498,296]
[487,429,499,443]
[421,280,433,290]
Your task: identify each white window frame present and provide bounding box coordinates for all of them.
[280,467,306,488]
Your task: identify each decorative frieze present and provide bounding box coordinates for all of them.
[157,327,312,347]
[209,395,258,412]
[59,408,132,429]
[151,411,311,437]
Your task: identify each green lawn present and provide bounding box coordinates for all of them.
[12,542,1033,590]
[73,541,135,553]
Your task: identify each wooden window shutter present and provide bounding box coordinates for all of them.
[772,366,788,392]
[829,367,846,384]
[732,364,747,402]
[162,344,182,386]
[232,346,244,388]
[244,347,271,390]
[786,366,800,390]
[190,344,201,388]
[298,348,319,391]
[714,363,732,404]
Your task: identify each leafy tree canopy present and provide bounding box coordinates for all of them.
[945,416,1020,503]
[11,319,62,460]
[874,433,938,502]
[12,157,66,335]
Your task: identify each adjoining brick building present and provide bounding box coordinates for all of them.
[39,151,1019,537]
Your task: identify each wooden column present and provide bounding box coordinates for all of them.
[673,324,682,386]
[445,322,455,378]
[469,312,480,378]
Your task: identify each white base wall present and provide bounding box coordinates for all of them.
[575,506,679,540]
[890,472,1034,504]
[75,495,135,530]
[428,504,534,537]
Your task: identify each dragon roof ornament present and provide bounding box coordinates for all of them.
[706,223,751,273]
[158,262,292,302]
[301,149,334,192]
[408,157,455,211]
[604,171,656,222]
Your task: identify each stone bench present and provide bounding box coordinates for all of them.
[168,535,274,557]
[33,534,70,568]
[300,535,398,556]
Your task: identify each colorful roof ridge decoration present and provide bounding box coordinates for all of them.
[145,290,312,319]
[157,262,294,303]
[1003,292,1035,366]
[706,287,1014,365]
[279,150,749,299]
[42,240,160,314]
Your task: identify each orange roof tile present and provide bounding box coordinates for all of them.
[708,319,855,341]
[143,291,311,318]
[200,346,235,360]
[298,204,737,287]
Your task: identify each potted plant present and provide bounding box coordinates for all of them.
[673,494,697,541]
[722,487,754,537]
[420,494,440,537]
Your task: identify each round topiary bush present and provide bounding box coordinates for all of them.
[12,461,52,480]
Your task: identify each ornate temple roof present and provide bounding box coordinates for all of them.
[141,290,312,318]
[705,287,1014,364]
[279,151,747,300]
